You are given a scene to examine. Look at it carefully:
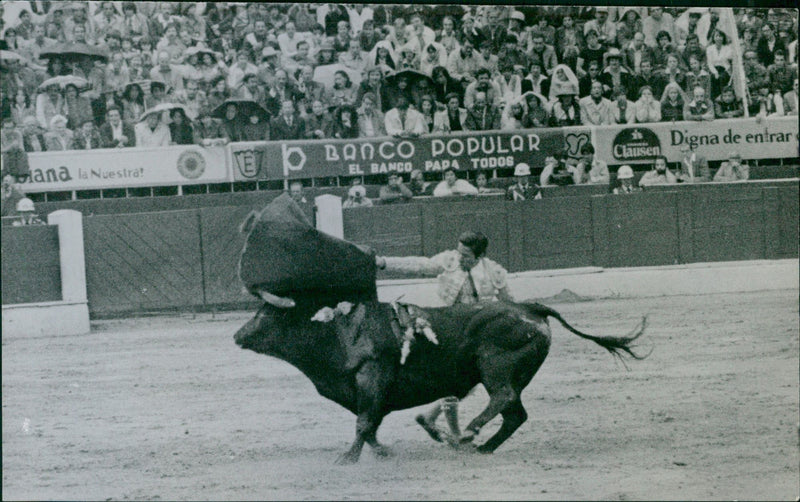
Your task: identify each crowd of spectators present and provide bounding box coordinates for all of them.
[1,2,797,161]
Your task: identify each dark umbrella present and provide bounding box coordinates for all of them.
[211,99,269,121]
[40,43,109,62]
[385,69,434,88]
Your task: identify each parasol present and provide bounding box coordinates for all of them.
[0,50,26,62]
[312,63,363,91]
[37,75,91,92]
[385,69,434,88]
[139,102,186,122]
[40,43,109,62]
[211,99,270,120]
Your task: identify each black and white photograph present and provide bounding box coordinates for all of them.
[1,1,798,500]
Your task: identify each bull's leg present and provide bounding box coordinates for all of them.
[365,426,393,458]
[335,361,389,465]
[476,400,528,453]
[461,385,518,442]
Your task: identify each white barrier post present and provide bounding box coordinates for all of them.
[47,210,88,303]
[315,194,344,239]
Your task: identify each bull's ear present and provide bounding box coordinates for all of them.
[239,211,258,234]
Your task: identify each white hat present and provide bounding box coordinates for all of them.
[261,46,279,58]
[595,6,609,13]
[510,11,525,22]
[348,185,366,198]
[514,163,531,176]
[617,165,634,180]
[16,197,35,212]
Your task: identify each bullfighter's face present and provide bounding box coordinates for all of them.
[456,243,479,271]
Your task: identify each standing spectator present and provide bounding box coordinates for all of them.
[783,79,798,116]
[506,163,541,200]
[269,100,305,140]
[574,143,610,185]
[356,92,385,137]
[44,115,74,151]
[433,92,467,132]
[330,105,359,139]
[583,7,617,48]
[1,174,25,217]
[342,184,374,209]
[379,173,413,204]
[612,165,640,194]
[580,81,616,125]
[756,22,784,67]
[639,155,677,187]
[304,100,334,139]
[168,108,194,145]
[99,105,135,148]
[20,116,47,153]
[550,88,581,127]
[676,143,711,183]
[464,91,501,131]
[713,152,749,182]
[684,85,715,121]
[611,88,636,124]
[713,86,744,119]
[660,82,687,121]
[521,92,550,128]
[642,7,676,48]
[35,84,64,130]
[633,86,662,123]
[135,111,171,147]
[385,95,426,137]
[70,119,102,150]
[433,167,478,196]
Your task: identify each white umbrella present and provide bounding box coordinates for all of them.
[37,75,91,92]
[139,102,185,122]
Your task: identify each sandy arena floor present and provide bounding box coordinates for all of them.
[2,289,798,500]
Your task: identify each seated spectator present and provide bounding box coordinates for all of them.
[339,38,368,74]
[550,88,581,127]
[574,143,610,185]
[135,110,171,147]
[10,89,36,127]
[527,33,557,76]
[12,197,45,226]
[684,54,712,98]
[756,22,785,68]
[713,152,749,182]
[35,83,64,130]
[168,108,195,145]
[633,86,662,123]
[379,173,413,204]
[330,105,360,139]
[555,14,583,65]
[475,171,504,195]
[617,8,643,49]
[44,115,74,151]
[577,29,605,79]
[435,16,460,55]
[464,91,502,131]
[0,118,28,182]
[418,95,436,133]
[226,50,258,93]
[419,42,448,77]
[356,92,385,138]
[539,153,576,187]
[408,168,433,196]
[385,95,426,138]
[219,102,247,142]
[368,40,398,77]
[638,155,677,187]
[743,49,769,97]
[145,81,169,109]
[658,82,685,121]
[71,119,103,150]
[580,81,616,125]
[643,7,676,49]
[120,82,146,124]
[579,60,603,98]
[433,167,478,197]
[20,116,47,153]
[446,39,483,85]
[342,185,374,209]
[270,100,305,140]
[500,98,526,130]
[304,100,334,139]
[150,50,185,93]
[684,85,715,121]
[584,7,617,48]
[193,111,229,146]
[433,92,467,132]
[464,68,502,109]
[506,163,542,200]
[681,33,705,70]
[610,88,636,124]
[768,50,796,95]
[714,86,744,119]
[628,58,660,101]
[522,61,551,98]
[359,20,382,52]
[654,54,686,99]
[1,174,26,217]
[354,66,387,111]
[676,143,710,183]
[783,79,798,116]
[456,14,485,53]
[63,84,93,131]
[652,30,679,71]
[430,66,462,109]
[329,70,357,108]
[748,82,785,117]
[549,64,580,103]
[612,165,640,194]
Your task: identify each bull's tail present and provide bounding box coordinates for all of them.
[522,302,650,364]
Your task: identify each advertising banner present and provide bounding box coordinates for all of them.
[23,146,229,192]
[228,141,276,181]
[243,128,577,181]
[594,117,799,164]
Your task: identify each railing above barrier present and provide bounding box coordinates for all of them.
[19,117,799,197]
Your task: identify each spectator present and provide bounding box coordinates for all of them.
[654,54,686,98]
[521,91,550,128]
[12,197,45,226]
[304,99,334,139]
[612,165,639,194]
[205,76,230,116]
[10,89,35,126]
[63,84,93,131]
[71,119,102,150]
[550,88,581,127]
[220,102,247,142]
[339,38,368,74]
[342,184,374,209]
[617,8,643,49]
[660,82,687,121]
[743,49,769,96]
[359,19,382,53]
[0,117,27,181]
[628,58,660,101]
[44,114,73,151]
[236,73,267,109]
[756,22,784,67]
[574,143,610,185]
[475,170,504,195]
[435,16,460,55]
[633,85,662,123]
[226,50,258,92]
[35,83,64,130]
[464,91,501,131]
[676,143,711,183]
[652,30,679,71]
[584,6,617,48]
[419,42,448,77]
[577,29,606,78]
[20,116,47,153]
[713,152,749,182]
[555,14,583,63]
[330,105,359,139]
[748,82,784,117]
[430,66,462,108]
[714,86,744,118]
[433,92,467,132]
[433,167,478,196]
[642,7,676,48]
[134,110,171,147]
[549,64,579,102]
[768,50,797,94]
[118,2,150,43]
[579,60,603,98]
[294,65,329,115]
[408,169,433,196]
[379,173,413,204]
[527,33,557,76]
[329,70,356,108]
[21,23,57,63]
[611,88,636,124]
[446,39,483,86]
[681,33,705,69]
[684,53,712,98]
[638,155,677,187]
[418,95,436,133]
[684,85,715,121]
[104,51,130,94]
[332,20,352,53]
[539,153,576,187]
[193,110,228,146]
[456,14,485,51]
[385,95,426,138]
[580,81,616,125]
[500,97,526,130]
[367,40,397,76]
[783,79,798,116]
[150,50,185,93]
[270,100,305,140]
[245,19,270,54]
[356,92,386,137]
[99,106,135,148]
[155,23,186,62]
[168,108,194,145]
[522,61,551,97]
[1,174,26,217]
[706,29,733,98]
[506,163,542,200]
[145,81,169,109]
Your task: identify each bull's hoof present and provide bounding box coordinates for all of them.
[334,451,360,465]
[475,443,495,454]
[371,444,393,458]
[415,415,443,443]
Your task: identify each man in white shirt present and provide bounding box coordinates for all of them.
[580,81,616,125]
[384,95,427,137]
[643,7,676,48]
[433,167,479,196]
[135,112,171,147]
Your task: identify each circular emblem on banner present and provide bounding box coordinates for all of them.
[612,128,661,161]
[177,150,206,179]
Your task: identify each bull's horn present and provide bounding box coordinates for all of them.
[258,290,296,308]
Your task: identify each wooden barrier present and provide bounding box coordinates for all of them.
[1,225,62,304]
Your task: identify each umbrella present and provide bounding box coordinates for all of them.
[40,43,109,62]
[312,63,363,91]
[37,75,91,92]
[139,102,186,122]
[211,99,269,121]
[385,69,434,88]
[183,45,221,62]
[0,50,25,62]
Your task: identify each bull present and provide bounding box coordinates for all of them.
[233,194,647,464]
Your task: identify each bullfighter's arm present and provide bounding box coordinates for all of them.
[377,250,454,277]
